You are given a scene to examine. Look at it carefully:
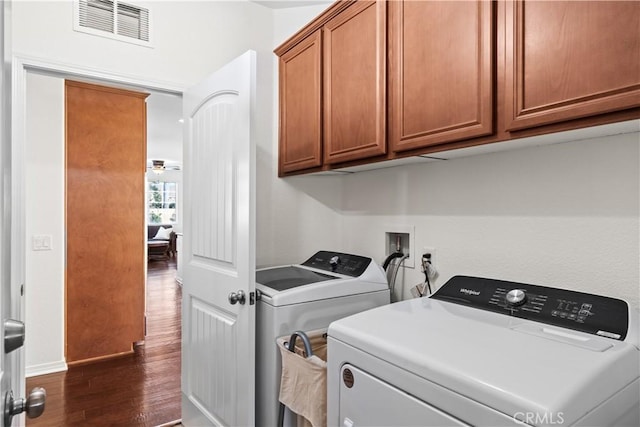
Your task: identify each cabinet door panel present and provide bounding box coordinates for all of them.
[66,81,146,363]
[390,0,494,153]
[505,1,640,131]
[324,0,386,164]
[279,31,322,175]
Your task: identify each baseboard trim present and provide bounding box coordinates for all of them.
[26,360,68,378]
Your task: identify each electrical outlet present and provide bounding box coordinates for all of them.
[422,246,436,270]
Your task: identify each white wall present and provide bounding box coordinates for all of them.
[340,132,640,308]
[25,73,66,376]
[257,3,344,268]
[13,1,273,87]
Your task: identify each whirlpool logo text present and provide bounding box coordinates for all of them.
[459,288,480,296]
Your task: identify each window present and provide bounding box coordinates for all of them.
[75,0,151,46]
[148,181,177,224]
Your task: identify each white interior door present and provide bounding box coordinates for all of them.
[2,3,38,426]
[181,50,257,426]
[0,0,15,423]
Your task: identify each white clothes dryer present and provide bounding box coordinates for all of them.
[255,251,389,427]
[328,276,639,427]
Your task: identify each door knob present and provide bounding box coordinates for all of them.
[4,387,46,426]
[228,290,246,305]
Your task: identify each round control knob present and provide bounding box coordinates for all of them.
[506,289,527,306]
[329,255,341,269]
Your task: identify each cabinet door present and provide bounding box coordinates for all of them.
[279,31,322,175]
[389,0,494,153]
[505,1,640,131]
[66,81,146,363]
[323,0,386,164]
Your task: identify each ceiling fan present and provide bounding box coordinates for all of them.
[147,159,182,175]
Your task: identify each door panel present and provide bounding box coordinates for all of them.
[181,50,256,427]
[389,0,494,152]
[278,31,322,175]
[186,298,237,422]
[65,81,147,363]
[323,0,386,164]
[3,5,46,425]
[1,2,21,424]
[505,1,640,130]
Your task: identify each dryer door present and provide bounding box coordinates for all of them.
[339,364,469,426]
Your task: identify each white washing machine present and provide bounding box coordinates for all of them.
[255,251,389,427]
[328,275,640,426]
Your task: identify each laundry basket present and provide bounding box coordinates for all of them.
[276,330,328,427]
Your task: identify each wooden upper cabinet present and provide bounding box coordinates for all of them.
[323,0,386,164]
[276,0,638,175]
[389,0,494,153]
[278,30,322,175]
[505,1,640,131]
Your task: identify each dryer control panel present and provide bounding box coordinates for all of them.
[302,251,372,277]
[431,276,629,340]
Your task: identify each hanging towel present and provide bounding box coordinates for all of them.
[277,335,327,427]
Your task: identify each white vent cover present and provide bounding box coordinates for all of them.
[75,0,151,46]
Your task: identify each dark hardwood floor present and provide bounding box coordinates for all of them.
[27,259,182,426]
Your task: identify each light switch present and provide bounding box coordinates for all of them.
[32,235,52,251]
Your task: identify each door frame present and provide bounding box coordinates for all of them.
[11,54,184,396]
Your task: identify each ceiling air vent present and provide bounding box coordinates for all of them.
[75,0,151,46]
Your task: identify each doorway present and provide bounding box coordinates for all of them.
[21,67,184,425]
